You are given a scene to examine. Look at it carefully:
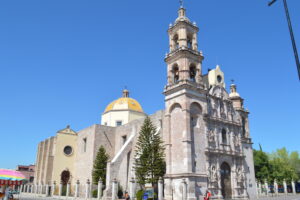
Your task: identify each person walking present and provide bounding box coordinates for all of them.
[204,190,211,200]
[124,191,130,200]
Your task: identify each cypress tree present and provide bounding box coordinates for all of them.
[92,145,109,185]
[135,117,166,187]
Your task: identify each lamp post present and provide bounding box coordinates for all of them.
[269,0,300,80]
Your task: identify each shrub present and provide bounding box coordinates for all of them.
[136,190,144,200]
[92,189,98,198]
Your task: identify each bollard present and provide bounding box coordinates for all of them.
[129,177,136,200]
[39,184,43,194]
[66,181,70,197]
[182,179,187,200]
[283,179,287,195]
[112,179,118,200]
[292,180,296,195]
[264,180,268,196]
[98,179,103,199]
[59,181,63,196]
[158,177,163,200]
[75,180,80,198]
[52,181,56,196]
[20,185,23,193]
[86,179,91,199]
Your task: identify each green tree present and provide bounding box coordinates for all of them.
[289,151,300,178]
[254,149,271,182]
[269,158,298,183]
[135,117,166,187]
[269,148,299,182]
[92,145,109,185]
[254,148,299,183]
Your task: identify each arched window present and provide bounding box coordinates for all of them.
[189,64,196,82]
[173,34,179,49]
[222,129,227,144]
[187,35,193,49]
[242,117,246,137]
[172,65,179,83]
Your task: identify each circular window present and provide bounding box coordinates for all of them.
[217,75,222,83]
[63,146,73,156]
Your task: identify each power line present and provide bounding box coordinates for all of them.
[269,0,300,81]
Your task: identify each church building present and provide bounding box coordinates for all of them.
[34,5,257,200]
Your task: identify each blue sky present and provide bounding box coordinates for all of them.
[0,0,299,169]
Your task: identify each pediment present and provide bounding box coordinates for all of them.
[57,125,77,135]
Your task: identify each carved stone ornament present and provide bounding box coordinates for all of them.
[234,135,240,147]
[236,167,244,183]
[208,129,215,143]
[208,165,218,182]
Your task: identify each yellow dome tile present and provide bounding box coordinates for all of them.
[104,97,144,113]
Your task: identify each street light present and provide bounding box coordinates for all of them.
[269,0,300,81]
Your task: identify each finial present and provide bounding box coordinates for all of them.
[179,0,184,8]
[231,79,235,84]
[66,125,70,129]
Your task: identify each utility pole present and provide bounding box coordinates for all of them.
[269,0,300,81]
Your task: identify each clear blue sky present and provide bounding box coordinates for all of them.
[0,0,299,169]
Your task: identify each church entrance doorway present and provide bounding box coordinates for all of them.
[220,162,232,199]
[60,170,70,196]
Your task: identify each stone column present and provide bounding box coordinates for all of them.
[52,181,56,196]
[75,180,80,198]
[66,181,70,197]
[264,180,268,196]
[112,178,118,200]
[292,180,296,195]
[97,179,103,199]
[59,181,63,196]
[283,179,287,195]
[182,179,187,200]
[85,179,91,199]
[158,178,164,200]
[274,179,278,196]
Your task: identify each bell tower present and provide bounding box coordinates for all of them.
[163,5,207,200]
[165,6,204,87]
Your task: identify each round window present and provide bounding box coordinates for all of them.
[217,75,222,83]
[64,146,73,156]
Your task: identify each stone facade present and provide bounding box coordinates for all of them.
[33,6,256,200]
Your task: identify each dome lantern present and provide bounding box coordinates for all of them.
[123,89,129,98]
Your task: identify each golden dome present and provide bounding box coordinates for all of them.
[104,90,144,113]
